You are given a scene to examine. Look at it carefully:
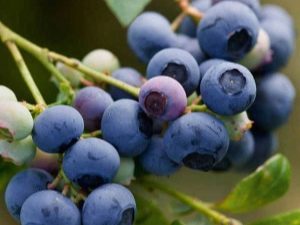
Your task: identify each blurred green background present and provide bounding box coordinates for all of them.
[0,0,299,224]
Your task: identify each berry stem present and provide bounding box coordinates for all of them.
[81,130,102,138]
[5,41,46,105]
[47,173,62,189]
[140,177,240,225]
[185,104,208,113]
[177,0,204,22]
[0,21,140,98]
[171,12,186,31]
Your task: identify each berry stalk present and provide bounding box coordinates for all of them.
[140,177,241,225]
[5,41,46,105]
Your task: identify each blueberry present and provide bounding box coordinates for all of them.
[73,87,113,132]
[110,67,144,100]
[258,20,295,73]
[0,136,36,165]
[0,85,17,101]
[20,190,81,225]
[239,28,271,70]
[5,168,53,220]
[139,136,181,176]
[176,34,206,64]
[63,138,120,189]
[197,1,259,61]
[214,131,254,171]
[198,59,226,94]
[178,0,212,37]
[127,12,177,63]
[248,73,295,131]
[212,0,261,18]
[164,113,229,171]
[201,62,256,115]
[139,76,187,121]
[32,105,84,153]
[0,101,33,141]
[242,129,277,171]
[56,60,83,88]
[101,99,153,157]
[82,49,120,74]
[261,4,294,28]
[147,48,200,96]
[82,184,136,225]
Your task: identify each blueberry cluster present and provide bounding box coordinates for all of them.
[1,0,296,224]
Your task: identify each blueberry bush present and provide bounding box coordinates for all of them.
[0,0,298,224]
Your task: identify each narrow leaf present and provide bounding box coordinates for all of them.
[105,0,152,27]
[134,194,169,225]
[172,220,185,225]
[248,210,300,225]
[216,154,291,213]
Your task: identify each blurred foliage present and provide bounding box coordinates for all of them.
[0,0,299,225]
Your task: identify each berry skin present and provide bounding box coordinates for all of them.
[32,105,84,153]
[139,76,187,121]
[56,60,83,88]
[63,138,120,189]
[5,168,53,220]
[259,20,295,73]
[82,184,136,225]
[248,73,295,131]
[201,62,256,115]
[110,67,144,100]
[139,136,181,176]
[164,113,229,171]
[197,1,259,61]
[242,129,277,171]
[0,101,33,141]
[0,136,36,165]
[101,99,153,157]
[176,34,206,64]
[213,131,254,171]
[146,48,200,96]
[73,86,113,132]
[0,85,17,101]
[82,49,120,74]
[20,190,81,225]
[178,0,212,38]
[261,4,294,28]
[212,0,261,18]
[127,12,177,63]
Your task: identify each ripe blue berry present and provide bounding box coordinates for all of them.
[82,184,136,225]
[178,0,212,37]
[261,4,294,28]
[139,76,187,121]
[164,113,229,171]
[147,48,200,96]
[0,101,33,141]
[20,190,81,225]
[127,12,177,63]
[139,136,181,176]
[248,73,295,131]
[110,67,144,100]
[213,131,254,171]
[82,49,120,74]
[201,62,256,115]
[101,99,153,157]
[0,85,17,101]
[198,1,259,61]
[5,169,53,220]
[259,20,295,73]
[63,138,120,189]
[32,105,84,153]
[176,34,206,64]
[242,130,277,171]
[73,87,113,132]
[212,0,261,18]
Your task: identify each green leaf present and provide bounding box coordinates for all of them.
[172,220,185,225]
[216,154,291,213]
[134,194,169,225]
[171,200,194,216]
[105,0,152,27]
[0,159,22,191]
[248,210,300,225]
